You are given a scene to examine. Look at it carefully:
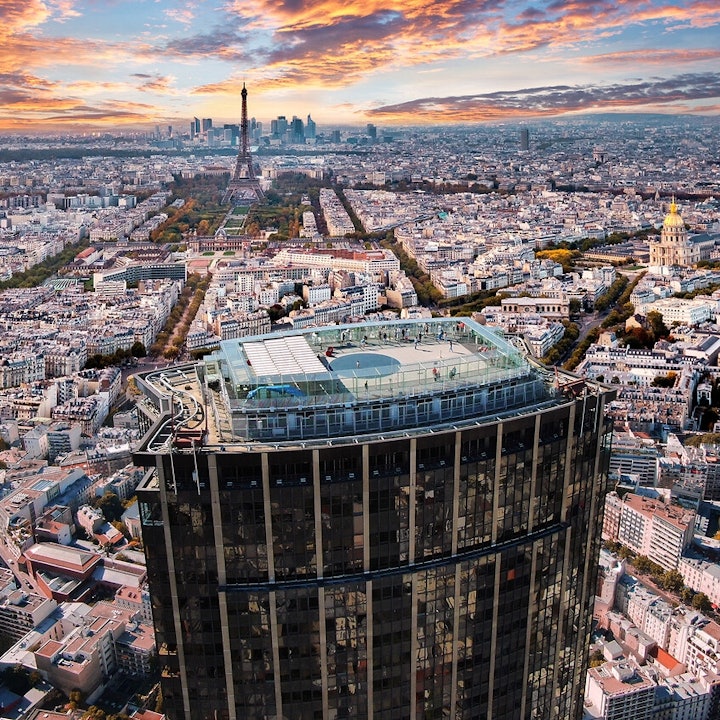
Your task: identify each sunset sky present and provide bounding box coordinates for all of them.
[2,0,720,132]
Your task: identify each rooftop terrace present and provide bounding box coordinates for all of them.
[135,318,593,453]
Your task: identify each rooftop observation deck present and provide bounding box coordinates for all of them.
[135,318,589,454]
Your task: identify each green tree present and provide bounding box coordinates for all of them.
[82,706,107,720]
[692,592,712,612]
[130,341,146,358]
[97,491,124,522]
[617,545,634,560]
[155,686,164,713]
[652,372,677,388]
[111,520,131,539]
[633,555,663,576]
[647,310,669,339]
[660,569,684,592]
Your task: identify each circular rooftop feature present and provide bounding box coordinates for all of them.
[331,352,401,377]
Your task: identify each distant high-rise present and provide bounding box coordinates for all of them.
[367,123,377,139]
[223,123,240,145]
[202,118,213,132]
[520,128,529,151]
[305,114,316,140]
[290,116,304,143]
[134,318,614,720]
[190,117,200,139]
[271,115,288,140]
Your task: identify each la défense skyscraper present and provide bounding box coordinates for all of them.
[133,318,613,720]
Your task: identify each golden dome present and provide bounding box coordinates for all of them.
[663,199,684,229]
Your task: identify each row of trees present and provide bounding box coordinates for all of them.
[541,228,656,255]
[593,275,629,313]
[674,281,720,300]
[0,239,90,290]
[84,342,146,370]
[379,237,444,306]
[564,272,646,371]
[244,176,333,240]
[439,288,505,315]
[534,230,657,271]
[564,326,600,372]
[150,273,210,359]
[541,320,579,366]
[150,175,228,244]
[604,540,713,612]
[332,185,365,233]
[245,202,306,239]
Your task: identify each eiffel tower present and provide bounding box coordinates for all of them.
[222,83,264,205]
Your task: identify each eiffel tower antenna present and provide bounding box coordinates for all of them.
[222,83,264,204]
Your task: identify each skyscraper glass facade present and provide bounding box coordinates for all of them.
[134,319,613,720]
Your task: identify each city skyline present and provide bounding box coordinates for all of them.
[1,0,719,132]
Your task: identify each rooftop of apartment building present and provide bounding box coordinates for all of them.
[587,659,655,697]
[623,493,695,531]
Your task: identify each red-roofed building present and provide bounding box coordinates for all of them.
[131,709,165,720]
[649,645,686,678]
[23,542,102,601]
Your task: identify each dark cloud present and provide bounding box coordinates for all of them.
[266,10,406,64]
[133,74,175,94]
[517,6,545,21]
[0,71,62,109]
[162,28,252,62]
[0,88,38,105]
[44,109,152,122]
[368,72,720,121]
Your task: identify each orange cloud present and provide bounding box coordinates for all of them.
[223,0,468,31]
[186,0,720,91]
[0,33,152,74]
[580,48,720,66]
[2,0,719,130]
[0,67,165,131]
[0,0,53,33]
[0,0,81,37]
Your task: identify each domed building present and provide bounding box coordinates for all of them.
[649,199,709,267]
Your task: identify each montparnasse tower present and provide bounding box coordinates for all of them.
[133,317,615,720]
